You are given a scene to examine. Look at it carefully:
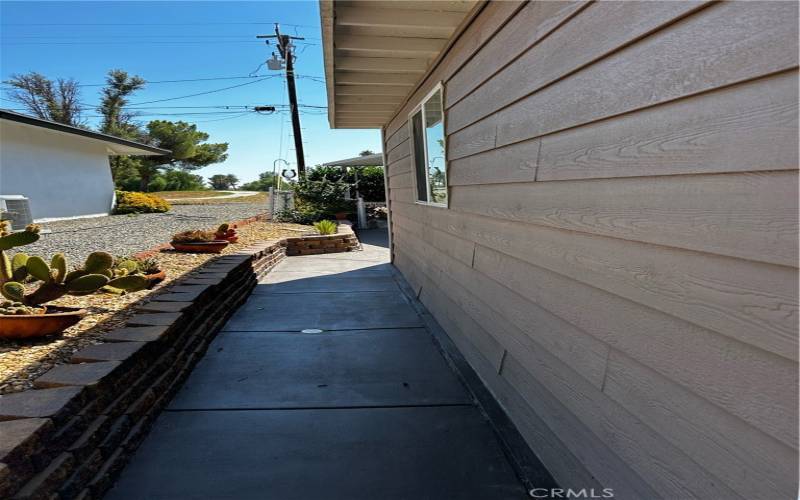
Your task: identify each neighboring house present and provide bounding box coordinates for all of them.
[321,1,799,499]
[0,110,168,221]
[322,153,383,168]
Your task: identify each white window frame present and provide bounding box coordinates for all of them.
[408,83,448,208]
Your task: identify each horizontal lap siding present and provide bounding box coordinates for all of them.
[381,2,799,498]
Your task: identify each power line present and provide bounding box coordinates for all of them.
[1,104,325,112]
[0,74,325,88]
[0,41,271,46]
[193,112,256,123]
[0,22,319,27]
[1,34,318,39]
[126,77,276,105]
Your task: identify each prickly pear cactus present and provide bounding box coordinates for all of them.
[0,222,41,300]
[0,232,148,309]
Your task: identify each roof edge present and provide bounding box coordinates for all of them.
[322,153,384,167]
[0,109,171,155]
[320,0,336,129]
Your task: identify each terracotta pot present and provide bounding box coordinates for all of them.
[215,234,238,244]
[144,270,167,288]
[170,240,229,254]
[334,212,349,220]
[0,306,86,340]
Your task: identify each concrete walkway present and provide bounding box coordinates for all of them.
[106,230,527,499]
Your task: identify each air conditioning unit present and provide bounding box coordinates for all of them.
[0,195,33,230]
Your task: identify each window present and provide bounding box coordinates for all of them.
[409,85,447,206]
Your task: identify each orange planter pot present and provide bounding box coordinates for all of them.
[0,306,86,339]
[170,240,229,254]
[144,270,167,288]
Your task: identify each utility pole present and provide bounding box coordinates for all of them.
[257,24,306,177]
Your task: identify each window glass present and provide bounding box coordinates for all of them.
[411,110,428,202]
[408,85,448,207]
[423,89,447,205]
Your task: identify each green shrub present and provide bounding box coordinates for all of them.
[113,190,171,214]
[292,178,354,214]
[307,165,385,202]
[274,205,327,225]
[313,220,337,235]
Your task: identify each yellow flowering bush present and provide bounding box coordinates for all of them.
[113,191,171,214]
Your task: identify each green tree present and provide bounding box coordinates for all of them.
[98,69,146,138]
[307,165,385,202]
[224,174,239,189]
[137,120,229,191]
[240,171,278,191]
[161,170,206,191]
[98,70,148,187]
[4,72,83,126]
[110,156,143,191]
[208,174,232,190]
[359,149,375,156]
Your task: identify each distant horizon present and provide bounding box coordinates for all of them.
[0,1,383,183]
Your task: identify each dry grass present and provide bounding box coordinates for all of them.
[169,192,269,205]
[151,190,231,199]
[0,219,309,394]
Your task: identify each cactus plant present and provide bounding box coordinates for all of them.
[101,256,163,294]
[0,221,40,287]
[214,222,238,243]
[0,300,44,316]
[172,230,217,243]
[0,221,148,308]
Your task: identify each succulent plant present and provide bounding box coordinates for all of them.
[172,230,217,243]
[313,220,338,235]
[132,256,161,275]
[0,222,41,289]
[215,222,238,240]
[0,300,44,316]
[0,224,148,308]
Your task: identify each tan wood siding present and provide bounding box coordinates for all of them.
[380,1,799,498]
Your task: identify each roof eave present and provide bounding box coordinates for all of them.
[320,0,482,130]
[0,110,171,156]
[321,0,337,129]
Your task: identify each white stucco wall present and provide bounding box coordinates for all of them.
[0,121,116,220]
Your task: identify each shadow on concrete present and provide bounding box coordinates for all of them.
[105,236,534,500]
[355,227,389,248]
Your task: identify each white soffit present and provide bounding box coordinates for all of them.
[321,0,479,129]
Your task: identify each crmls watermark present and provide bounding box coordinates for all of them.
[529,488,615,499]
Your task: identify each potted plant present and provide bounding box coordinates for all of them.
[214,223,238,243]
[0,222,148,339]
[170,230,229,253]
[135,256,166,286]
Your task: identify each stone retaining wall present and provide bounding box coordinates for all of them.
[0,230,359,499]
[286,222,360,256]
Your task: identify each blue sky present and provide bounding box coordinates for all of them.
[0,1,382,183]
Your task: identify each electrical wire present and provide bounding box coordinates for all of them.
[1,22,319,27]
[1,34,306,39]
[126,77,275,106]
[193,112,255,123]
[1,40,271,45]
[0,74,324,88]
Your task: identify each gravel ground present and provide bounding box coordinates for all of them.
[23,203,268,263]
[0,220,310,394]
